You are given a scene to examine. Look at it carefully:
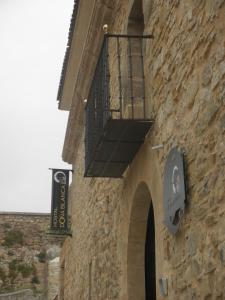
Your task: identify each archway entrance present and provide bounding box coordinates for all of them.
[145,203,156,299]
[127,182,156,300]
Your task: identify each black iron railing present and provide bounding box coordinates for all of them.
[85,34,154,177]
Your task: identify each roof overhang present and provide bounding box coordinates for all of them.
[58,0,95,111]
[59,0,115,163]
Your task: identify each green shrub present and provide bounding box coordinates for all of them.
[36,250,46,263]
[31,275,40,284]
[0,267,6,282]
[3,223,11,229]
[8,259,19,271]
[3,230,24,247]
[8,260,35,280]
[0,286,15,293]
[8,259,19,283]
[18,264,34,278]
[7,250,14,256]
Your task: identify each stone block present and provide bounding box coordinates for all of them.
[186,231,199,257]
[205,214,218,226]
[219,242,225,266]
[199,276,212,299]
[202,63,213,86]
[185,73,199,108]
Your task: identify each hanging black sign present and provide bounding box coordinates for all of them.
[50,169,70,233]
[163,148,186,234]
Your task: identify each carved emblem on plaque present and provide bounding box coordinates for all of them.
[163,147,186,234]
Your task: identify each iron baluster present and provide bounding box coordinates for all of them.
[105,36,110,122]
[140,37,146,119]
[128,37,134,119]
[116,37,123,119]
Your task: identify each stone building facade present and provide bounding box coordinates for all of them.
[57,0,225,299]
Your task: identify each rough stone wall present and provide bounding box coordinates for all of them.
[60,1,225,299]
[60,151,122,300]
[47,258,60,300]
[145,1,225,299]
[0,289,43,300]
[0,213,62,299]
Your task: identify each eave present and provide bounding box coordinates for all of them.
[59,0,115,163]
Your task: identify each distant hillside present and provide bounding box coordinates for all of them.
[0,212,62,299]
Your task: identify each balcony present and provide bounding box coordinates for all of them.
[85,33,154,178]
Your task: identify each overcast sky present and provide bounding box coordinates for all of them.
[0,0,73,213]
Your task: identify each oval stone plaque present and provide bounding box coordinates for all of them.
[163,147,186,234]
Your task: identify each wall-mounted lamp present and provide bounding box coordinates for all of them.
[103,24,108,34]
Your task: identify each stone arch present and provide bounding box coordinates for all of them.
[127,181,156,300]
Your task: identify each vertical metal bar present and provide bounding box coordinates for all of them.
[100,39,105,130]
[103,37,106,122]
[88,261,92,300]
[116,37,122,119]
[140,38,146,118]
[105,36,111,121]
[94,58,98,144]
[96,38,106,142]
[128,37,134,119]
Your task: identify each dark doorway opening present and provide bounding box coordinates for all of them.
[145,203,156,299]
